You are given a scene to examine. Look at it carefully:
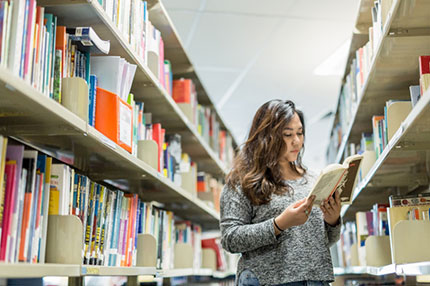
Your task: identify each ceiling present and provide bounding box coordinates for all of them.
[162,0,359,170]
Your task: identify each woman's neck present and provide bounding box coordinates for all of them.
[279,161,303,180]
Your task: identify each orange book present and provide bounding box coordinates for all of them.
[172,79,192,103]
[55,26,67,78]
[18,193,32,262]
[122,195,133,266]
[95,87,133,153]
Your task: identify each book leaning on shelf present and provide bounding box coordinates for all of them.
[307,154,363,206]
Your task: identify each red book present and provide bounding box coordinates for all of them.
[0,161,17,261]
[419,55,430,75]
[201,237,225,270]
[152,123,163,172]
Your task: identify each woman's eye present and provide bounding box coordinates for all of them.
[297,133,303,136]
[284,134,292,137]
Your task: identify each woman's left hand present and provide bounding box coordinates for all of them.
[320,190,341,226]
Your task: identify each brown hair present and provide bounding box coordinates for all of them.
[226,100,306,205]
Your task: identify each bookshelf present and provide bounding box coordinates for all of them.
[0,67,220,228]
[341,89,430,221]
[0,0,236,282]
[329,0,430,280]
[38,0,233,176]
[330,0,430,164]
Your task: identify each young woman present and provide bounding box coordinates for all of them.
[220,100,342,286]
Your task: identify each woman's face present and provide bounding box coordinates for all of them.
[281,112,304,163]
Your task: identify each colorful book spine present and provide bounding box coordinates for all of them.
[0,161,17,261]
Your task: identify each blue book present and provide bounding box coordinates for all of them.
[89,75,98,127]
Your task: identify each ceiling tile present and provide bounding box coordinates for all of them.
[196,69,240,102]
[186,13,279,69]
[286,0,359,22]
[162,0,202,10]
[204,0,297,16]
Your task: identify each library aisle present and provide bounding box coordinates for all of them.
[0,0,429,286]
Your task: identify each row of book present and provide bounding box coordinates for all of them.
[2,3,224,188]
[172,78,235,167]
[197,172,223,213]
[0,136,222,270]
[5,2,234,171]
[99,0,172,95]
[335,193,430,268]
[328,55,430,164]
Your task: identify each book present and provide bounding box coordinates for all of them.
[409,85,421,107]
[307,154,363,206]
[66,27,110,55]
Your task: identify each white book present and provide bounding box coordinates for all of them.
[90,56,122,96]
[2,2,13,67]
[69,168,74,215]
[7,0,25,76]
[50,164,70,215]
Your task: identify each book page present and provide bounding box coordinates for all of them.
[309,168,345,206]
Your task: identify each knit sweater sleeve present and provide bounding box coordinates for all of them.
[325,218,342,247]
[220,185,279,254]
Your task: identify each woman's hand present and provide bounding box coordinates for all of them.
[274,195,315,234]
[321,190,341,226]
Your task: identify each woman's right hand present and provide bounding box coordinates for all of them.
[274,196,315,234]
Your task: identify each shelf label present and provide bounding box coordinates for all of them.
[82,266,100,275]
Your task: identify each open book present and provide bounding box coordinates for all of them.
[307,154,363,206]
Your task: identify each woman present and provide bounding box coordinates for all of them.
[220,100,341,286]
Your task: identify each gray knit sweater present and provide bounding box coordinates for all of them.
[220,170,341,286]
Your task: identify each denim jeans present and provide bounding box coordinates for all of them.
[237,269,330,286]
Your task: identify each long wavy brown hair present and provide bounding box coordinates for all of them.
[226,100,307,206]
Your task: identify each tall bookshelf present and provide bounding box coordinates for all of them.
[0,0,236,282]
[328,0,430,281]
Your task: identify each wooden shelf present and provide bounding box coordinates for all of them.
[0,67,220,229]
[38,0,231,176]
[332,0,430,164]
[81,265,156,276]
[341,90,430,221]
[0,263,80,278]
